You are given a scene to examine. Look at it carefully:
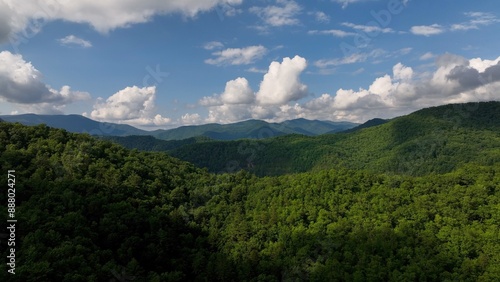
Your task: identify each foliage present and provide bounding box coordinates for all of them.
[165,102,500,176]
[0,101,499,281]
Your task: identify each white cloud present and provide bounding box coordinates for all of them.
[450,24,477,31]
[205,104,254,124]
[256,55,308,105]
[89,86,171,126]
[332,0,365,9]
[308,29,357,37]
[181,113,202,125]
[469,57,500,72]
[58,35,92,48]
[314,48,388,68]
[195,55,308,124]
[342,22,395,34]
[393,63,413,81]
[329,54,500,120]
[246,67,267,73]
[452,12,500,31]
[216,1,243,18]
[220,77,255,104]
[314,53,368,68]
[420,52,435,61]
[0,51,90,111]
[410,24,445,36]
[411,12,499,37]
[315,48,411,69]
[396,47,413,56]
[191,53,500,125]
[200,77,255,106]
[203,41,224,50]
[310,11,330,23]
[205,45,268,66]
[199,95,223,107]
[0,0,244,43]
[250,0,301,27]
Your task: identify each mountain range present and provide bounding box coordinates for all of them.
[0,114,358,140]
[0,114,145,136]
[107,101,500,177]
[2,101,499,281]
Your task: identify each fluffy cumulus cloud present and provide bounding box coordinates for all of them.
[193,53,500,124]
[205,45,268,66]
[197,55,309,123]
[220,77,255,104]
[256,56,308,105]
[306,54,500,122]
[89,86,171,126]
[0,0,243,43]
[0,51,90,113]
[200,77,254,106]
[181,113,202,125]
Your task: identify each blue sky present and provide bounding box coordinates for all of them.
[0,0,499,129]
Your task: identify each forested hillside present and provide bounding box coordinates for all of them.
[1,104,500,280]
[166,102,500,176]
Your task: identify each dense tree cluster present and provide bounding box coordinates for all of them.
[1,102,499,281]
[165,102,500,176]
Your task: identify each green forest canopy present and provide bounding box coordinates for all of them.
[110,102,500,177]
[0,101,499,281]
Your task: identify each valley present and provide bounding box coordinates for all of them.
[1,102,499,281]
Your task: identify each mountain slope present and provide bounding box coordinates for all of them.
[102,135,212,151]
[153,119,358,140]
[280,118,356,135]
[338,118,388,133]
[1,114,357,140]
[1,118,499,281]
[0,114,148,136]
[168,102,500,176]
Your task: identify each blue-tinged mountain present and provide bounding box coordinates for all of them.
[166,101,500,176]
[0,114,148,136]
[1,114,358,140]
[281,118,356,135]
[154,119,358,140]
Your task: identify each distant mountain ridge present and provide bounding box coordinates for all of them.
[0,114,358,140]
[162,101,500,176]
[155,118,357,140]
[0,114,147,136]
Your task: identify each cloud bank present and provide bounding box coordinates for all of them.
[195,53,500,124]
[88,86,171,127]
[0,0,243,43]
[0,51,90,113]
